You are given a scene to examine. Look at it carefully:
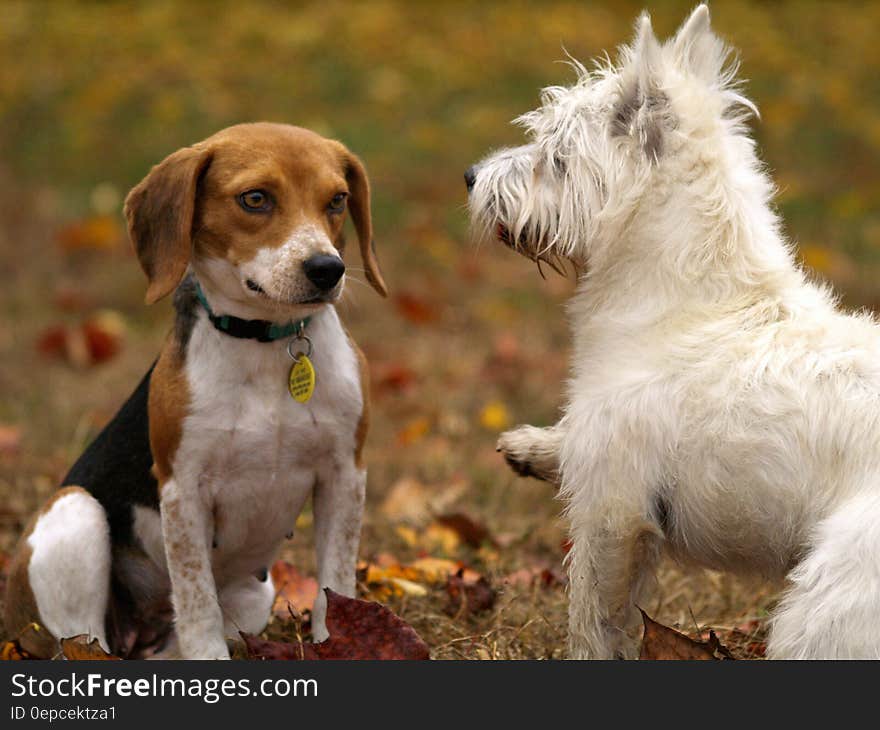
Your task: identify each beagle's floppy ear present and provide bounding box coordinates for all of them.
[343,151,388,297]
[124,144,213,304]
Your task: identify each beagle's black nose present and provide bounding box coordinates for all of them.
[303,255,345,290]
[464,166,477,192]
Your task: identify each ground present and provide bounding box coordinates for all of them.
[0,0,878,659]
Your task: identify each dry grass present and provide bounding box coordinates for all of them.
[2,0,879,659]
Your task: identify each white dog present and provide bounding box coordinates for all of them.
[467,4,880,659]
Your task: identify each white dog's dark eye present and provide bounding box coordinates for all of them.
[328,192,348,214]
[238,189,273,212]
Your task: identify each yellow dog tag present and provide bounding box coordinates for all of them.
[288,355,315,402]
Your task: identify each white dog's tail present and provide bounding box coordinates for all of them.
[768,489,880,659]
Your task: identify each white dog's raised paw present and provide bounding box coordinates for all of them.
[496,427,558,482]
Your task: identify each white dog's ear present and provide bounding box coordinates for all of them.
[612,13,669,161]
[632,13,661,87]
[672,4,725,83]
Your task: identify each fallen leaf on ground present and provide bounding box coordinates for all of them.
[394,522,461,554]
[435,512,497,548]
[386,577,428,597]
[360,562,431,601]
[380,476,435,523]
[0,640,32,660]
[270,561,319,619]
[696,621,766,659]
[358,555,482,602]
[420,522,462,553]
[60,635,121,660]
[408,556,481,584]
[37,311,125,368]
[82,311,125,363]
[639,611,731,660]
[243,589,430,660]
[732,619,768,657]
[445,569,496,617]
[380,476,467,524]
[379,477,428,522]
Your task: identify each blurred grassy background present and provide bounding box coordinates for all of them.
[1,0,878,657]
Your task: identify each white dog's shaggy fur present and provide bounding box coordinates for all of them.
[468,5,880,659]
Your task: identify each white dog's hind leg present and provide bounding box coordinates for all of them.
[768,491,880,659]
[567,511,663,659]
[497,424,564,482]
[27,486,113,653]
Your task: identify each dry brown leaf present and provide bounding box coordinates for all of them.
[445,569,496,617]
[421,523,462,553]
[697,621,766,659]
[639,610,730,660]
[243,589,430,660]
[36,311,125,368]
[60,635,122,660]
[408,556,481,584]
[270,561,319,619]
[82,311,125,364]
[358,554,484,603]
[0,640,32,661]
[380,477,433,523]
[435,512,497,548]
[380,476,467,524]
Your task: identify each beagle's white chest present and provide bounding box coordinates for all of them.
[177,307,362,581]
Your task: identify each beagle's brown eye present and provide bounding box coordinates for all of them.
[238,189,273,212]
[328,192,348,214]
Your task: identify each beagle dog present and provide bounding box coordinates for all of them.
[4,123,387,659]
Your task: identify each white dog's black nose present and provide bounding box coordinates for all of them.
[303,255,345,290]
[464,166,477,192]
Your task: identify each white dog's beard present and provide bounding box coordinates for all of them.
[470,186,568,275]
[496,222,567,276]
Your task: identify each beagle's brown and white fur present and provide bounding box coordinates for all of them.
[4,123,387,659]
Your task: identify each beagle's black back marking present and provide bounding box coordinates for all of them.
[62,364,159,546]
